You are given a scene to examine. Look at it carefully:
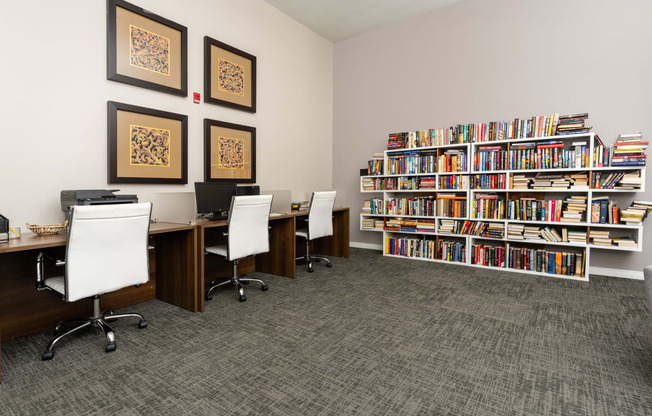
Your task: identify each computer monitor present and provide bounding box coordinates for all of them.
[236,185,260,196]
[194,182,237,220]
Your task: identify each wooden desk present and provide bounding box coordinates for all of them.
[197,208,349,312]
[0,222,198,381]
[0,207,349,380]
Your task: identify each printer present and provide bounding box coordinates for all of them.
[61,189,138,221]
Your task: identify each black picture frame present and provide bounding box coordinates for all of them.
[204,36,257,113]
[204,118,256,183]
[108,101,188,184]
[107,0,188,96]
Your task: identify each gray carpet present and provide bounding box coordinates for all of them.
[1,248,652,415]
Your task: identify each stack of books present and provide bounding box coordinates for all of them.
[438,219,456,234]
[590,229,612,246]
[361,218,376,230]
[512,174,532,189]
[385,218,403,231]
[523,225,543,240]
[617,171,643,189]
[416,219,436,232]
[561,196,587,223]
[532,174,572,189]
[567,229,588,244]
[611,133,647,167]
[387,132,407,149]
[612,237,637,248]
[507,223,525,239]
[569,173,589,189]
[620,201,652,225]
[483,222,505,238]
[555,113,590,135]
[362,177,375,191]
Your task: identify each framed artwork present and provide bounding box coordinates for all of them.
[204,36,257,113]
[107,0,188,96]
[204,119,256,183]
[108,101,188,184]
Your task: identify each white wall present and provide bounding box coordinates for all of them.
[0,0,333,226]
[333,0,652,273]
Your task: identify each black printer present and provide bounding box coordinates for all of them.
[61,189,138,221]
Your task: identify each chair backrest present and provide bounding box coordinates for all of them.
[227,195,273,261]
[65,203,152,302]
[308,191,336,240]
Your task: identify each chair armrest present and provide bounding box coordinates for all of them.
[36,251,64,290]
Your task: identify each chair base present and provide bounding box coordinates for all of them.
[296,238,332,273]
[205,260,268,302]
[42,296,147,361]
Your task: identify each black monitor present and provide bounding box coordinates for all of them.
[194,182,237,220]
[236,185,260,196]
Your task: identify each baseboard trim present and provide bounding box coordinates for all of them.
[589,267,643,280]
[350,243,643,280]
[350,242,383,251]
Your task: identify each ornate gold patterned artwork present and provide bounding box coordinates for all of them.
[130,124,170,166]
[216,136,244,169]
[129,24,170,75]
[217,58,245,96]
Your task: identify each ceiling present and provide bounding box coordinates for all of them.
[265,0,463,42]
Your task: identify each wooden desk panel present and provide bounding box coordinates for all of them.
[0,222,197,343]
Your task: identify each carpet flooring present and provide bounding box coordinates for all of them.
[1,248,652,415]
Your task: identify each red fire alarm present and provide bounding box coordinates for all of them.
[193,92,200,104]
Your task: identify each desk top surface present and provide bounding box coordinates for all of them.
[0,222,196,254]
[196,207,349,228]
[0,208,349,254]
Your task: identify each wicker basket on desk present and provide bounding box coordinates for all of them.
[25,221,68,236]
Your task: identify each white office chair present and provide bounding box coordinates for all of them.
[295,191,336,272]
[35,203,152,361]
[205,195,273,302]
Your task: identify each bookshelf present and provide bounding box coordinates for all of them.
[360,132,648,281]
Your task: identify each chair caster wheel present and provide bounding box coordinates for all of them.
[42,350,54,361]
[239,295,247,302]
[261,284,268,291]
[106,342,117,353]
[326,263,333,268]
[314,258,321,262]
[308,268,314,273]
[241,280,250,285]
[138,320,148,329]
[205,294,213,301]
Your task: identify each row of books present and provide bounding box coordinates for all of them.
[439,175,468,190]
[594,133,647,167]
[368,158,384,175]
[508,247,585,277]
[438,220,504,238]
[591,171,642,189]
[438,150,467,173]
[471,194,506,220]
[387,151,437,175]
[471,174,508,190]
[384,236,465,262]
[507,224,587,244]
[387,113,589,149]
[471,244,505,267]
[592,199,652,225]
[361,199,383,215]
[506,196,587,223]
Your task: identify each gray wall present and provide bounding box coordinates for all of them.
[333,0,652,274]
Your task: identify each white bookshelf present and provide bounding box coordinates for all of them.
[360,131,647,281]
